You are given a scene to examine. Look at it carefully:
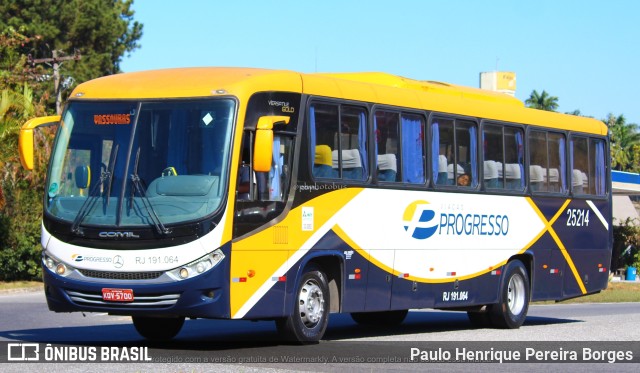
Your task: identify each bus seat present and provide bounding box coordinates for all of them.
[548,168,560,192]
[313,145,336,178]
[484,160,499,188]
[447,163,464,185]
[436,155,448,185]
[505,163,522,189]
[529,165,545,191]
[572,169,584,194]
[333,149,363,180]
[377,153,397,182]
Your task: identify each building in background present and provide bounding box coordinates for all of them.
[480,71,516,97]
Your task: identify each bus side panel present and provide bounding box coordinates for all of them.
[230,248,287,319]
[432,271,501,309]
[529,231,564,301]
[364,250,393,311]
[283,230,369,315]
[240,264,287,319]
[555,199,610,299]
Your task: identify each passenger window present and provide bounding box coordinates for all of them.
[374,111,426,184]
[375,111,400,182]
[310,103,368,181]
[570,136,589,194]
[432,118,477,187]
[570,136,606,196]
[591,138,607,196]
[529,130,567,193]
[482,124,524,191]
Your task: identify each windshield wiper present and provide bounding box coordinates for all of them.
[71,144,119,234]
[130,147,170,235]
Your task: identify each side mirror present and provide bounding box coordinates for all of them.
[19,115,61,170]
[75,165,91,189]
[253,115,289,172]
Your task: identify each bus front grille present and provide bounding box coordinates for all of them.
[65,290,180,309]
[78,269,163,280]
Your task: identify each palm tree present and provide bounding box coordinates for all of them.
[525,90,559,111]
[605,113,640,171]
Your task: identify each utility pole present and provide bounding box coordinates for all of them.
[28,50,81,115]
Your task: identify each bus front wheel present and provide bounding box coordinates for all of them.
[132,316,185,340]
[276,267,330,344]
[489,260,530,329]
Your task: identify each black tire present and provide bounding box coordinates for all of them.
[467,310,492,328]
[350,310,408,326]
[276,268,330,344]
[132,316,185,340]
[489,260,530,329]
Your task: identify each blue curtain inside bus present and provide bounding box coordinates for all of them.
[569,139,575,192]
[516,131,524,189]
[401,116,424,183]
[358,111,368,178]
[270,136,282,199]
[595,140,605,195]
[431,122,440,183]
[559,136,566,192]
[470,126,477,186]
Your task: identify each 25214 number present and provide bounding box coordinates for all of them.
[566,208,590,227]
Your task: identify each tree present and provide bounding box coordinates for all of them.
[0,0,143,112]
[605,113,640,172]
[0,1,143,280]
[525,90,559,111]
[0,83,51,281]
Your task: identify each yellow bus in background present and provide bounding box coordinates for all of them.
[19,67,611,342]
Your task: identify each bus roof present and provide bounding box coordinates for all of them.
[70,67,607,136]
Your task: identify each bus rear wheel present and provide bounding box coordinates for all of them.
[351,310,408,326]
[489,260,530,329]
[276,267,330,344]
[132,316,185,340]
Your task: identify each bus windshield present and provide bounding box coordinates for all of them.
[46,99,235,229]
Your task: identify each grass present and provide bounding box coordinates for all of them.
[0,281,42,292]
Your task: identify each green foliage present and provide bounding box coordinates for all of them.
[605,113,640,172]
[0,0,142,281]
[0,186,43,281]
[0,0,143,111]
[612,217,640,271]
[525,89,559,111]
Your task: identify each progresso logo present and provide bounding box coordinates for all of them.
[403,200,439,239]
[403,200,510,240]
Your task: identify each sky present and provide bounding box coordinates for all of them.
[120,0,640,125]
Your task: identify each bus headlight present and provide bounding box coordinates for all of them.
[168,249,225,281]
[42,252,74,277]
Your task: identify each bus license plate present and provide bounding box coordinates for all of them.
[102,288,134,302]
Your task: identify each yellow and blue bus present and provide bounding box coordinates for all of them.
[19,67,611,342]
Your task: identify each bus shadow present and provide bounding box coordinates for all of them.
[0,310,582,350]
[323,311,582,341]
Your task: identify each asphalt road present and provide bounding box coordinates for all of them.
[1,290,639,372]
